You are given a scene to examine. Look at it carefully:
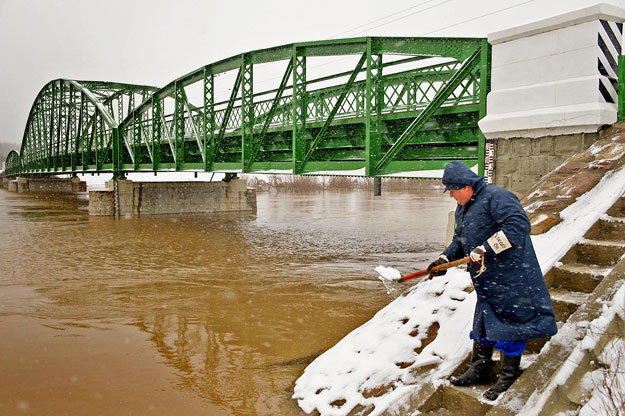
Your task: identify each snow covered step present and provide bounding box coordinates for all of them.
[560,239,625,267]
[548,287,590,322]
[545,263,610,293]
[584,217,625,240]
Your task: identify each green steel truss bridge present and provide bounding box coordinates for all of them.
[5,37,490,179]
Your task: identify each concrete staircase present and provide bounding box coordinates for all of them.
[413,197,625,415]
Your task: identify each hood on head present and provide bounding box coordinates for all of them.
[442,161,484,192]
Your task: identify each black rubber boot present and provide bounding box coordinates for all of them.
[450,341,494,386]
[483,353,523,401]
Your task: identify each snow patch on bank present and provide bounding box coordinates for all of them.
[293,271,475,415]
[533,164,625,274]
[293,164,625,415]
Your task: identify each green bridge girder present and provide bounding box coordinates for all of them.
[6,37,491,179]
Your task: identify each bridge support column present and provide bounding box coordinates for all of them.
[6,177,86,193]
[373,177,382,196]
[88,178,256,217]
[7,180,18,192]
[17,177,29,193]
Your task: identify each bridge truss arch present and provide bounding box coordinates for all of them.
[16,79,158,176]
[9,37,490,178]
[5,150,21,177]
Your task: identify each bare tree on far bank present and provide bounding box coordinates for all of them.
[243,175,441,193]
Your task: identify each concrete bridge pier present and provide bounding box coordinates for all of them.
[373,177,382,196]
[88,178,257,217]
[5,176,87,193]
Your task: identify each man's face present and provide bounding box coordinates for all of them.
[449,185,474,206]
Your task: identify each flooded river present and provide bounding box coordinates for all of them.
[0,186,455,415]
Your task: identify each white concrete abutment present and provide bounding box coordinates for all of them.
[480,2,625,195]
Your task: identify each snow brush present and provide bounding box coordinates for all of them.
[376,256,479,283]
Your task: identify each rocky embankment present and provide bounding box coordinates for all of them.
[523,123,625,234]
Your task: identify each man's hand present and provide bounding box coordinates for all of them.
[469,246,486,267]
[426,255,449,279]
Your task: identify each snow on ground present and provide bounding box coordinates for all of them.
[532,163,625,273]
[293,270,475,416]
[293,164,625,416]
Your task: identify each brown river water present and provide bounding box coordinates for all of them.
[0,186,455,415]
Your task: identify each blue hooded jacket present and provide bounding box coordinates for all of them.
[442,162,557,341]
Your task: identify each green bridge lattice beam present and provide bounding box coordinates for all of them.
[7,36,491,179]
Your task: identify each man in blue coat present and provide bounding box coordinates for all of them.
[427,161,557,400]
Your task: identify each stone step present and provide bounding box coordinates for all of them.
[561,239,625,267]
[525,337,550,354]
[545,263,610,293]
[548,287,590,322]
[606,197,625,217]
[584,217,625,240]
[419,409,456,416]
[418,384,493,415]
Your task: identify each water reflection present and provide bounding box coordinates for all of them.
[0,189,455,415]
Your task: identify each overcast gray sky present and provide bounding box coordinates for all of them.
[0,0,623,147]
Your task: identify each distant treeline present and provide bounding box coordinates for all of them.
[244,175,441,192]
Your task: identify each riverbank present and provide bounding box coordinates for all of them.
[293,132,625,415]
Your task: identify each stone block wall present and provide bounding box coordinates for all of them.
[492,132,599,195]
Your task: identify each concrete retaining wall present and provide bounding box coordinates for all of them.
[88,178,257,216]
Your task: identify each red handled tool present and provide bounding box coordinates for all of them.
[398,256,471,282]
